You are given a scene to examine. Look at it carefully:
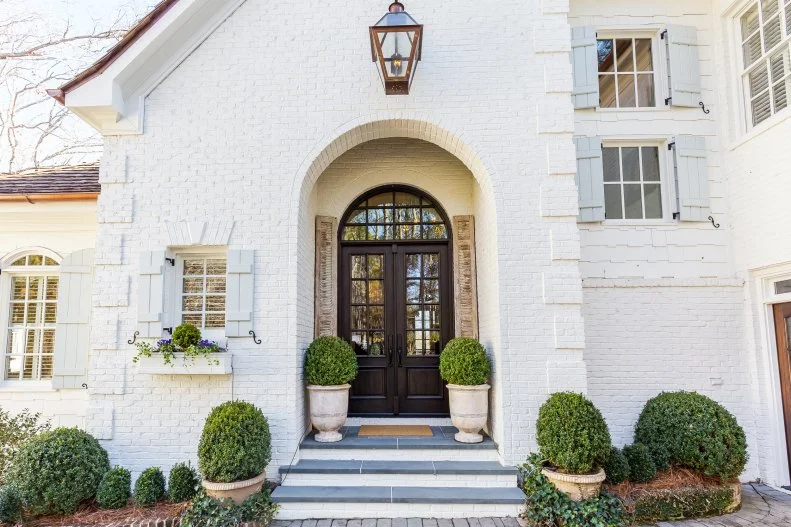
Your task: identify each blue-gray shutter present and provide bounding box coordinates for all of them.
[672,136,710,221]
[225,249,254,337]
[571,26,599,109]
[574,136,605,222]
[138,250,165,338]
[52,248,94,389]
[666,25,702,108]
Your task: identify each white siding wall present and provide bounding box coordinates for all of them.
[0,200,96,427]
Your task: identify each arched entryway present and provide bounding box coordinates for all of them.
[338,185,453,416]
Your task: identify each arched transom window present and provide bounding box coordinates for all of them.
[341,189,449,241]
[3,253,59,381]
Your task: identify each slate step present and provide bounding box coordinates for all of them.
[271,486,526,519]
[279,460,518,487]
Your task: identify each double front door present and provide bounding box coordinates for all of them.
[340,244,452,415]
[773,303,791,481]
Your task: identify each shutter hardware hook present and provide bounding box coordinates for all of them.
[249,330,262,345]
[708,216,720,229]
[127,331,140,345]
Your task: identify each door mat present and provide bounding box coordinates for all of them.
[358,424,433,437]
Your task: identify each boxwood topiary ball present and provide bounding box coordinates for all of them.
[603,447,631,484]
[624,443,657,483]
[536,392,612,474]
[438,338,491,386]
[634,391,747,480]
[198,401,271,483]
[168,463,198,503]
[97,466,131,509]
[134,467,166,506]
[304,336,358,386]
[172,323,202,349]
[6,427,110,516]
[0,485,22,524]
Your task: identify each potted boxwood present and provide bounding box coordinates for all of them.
[439,338,491,443]
[304,336,358,442]
[198,400,271,504]
[536,392,612,501]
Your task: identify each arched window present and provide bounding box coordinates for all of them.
[341,188,449,242]
[1,252,60,381]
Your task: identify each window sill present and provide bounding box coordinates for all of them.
[594,106,667,113]
[0,381,55,393]
[583,220,676,227]
[730,109,791,150]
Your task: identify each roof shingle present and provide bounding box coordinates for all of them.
[0,164,100,197]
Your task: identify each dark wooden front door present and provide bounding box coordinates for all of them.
[773,302,791,480]
[340,244,451,416]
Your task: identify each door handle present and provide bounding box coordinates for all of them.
[396,334,403,368]
[387,334,394,367]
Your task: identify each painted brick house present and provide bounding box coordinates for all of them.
[2,0,791,518]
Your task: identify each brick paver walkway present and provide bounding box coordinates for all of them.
[270,484,791,527]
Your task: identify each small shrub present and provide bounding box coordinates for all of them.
[629,485,737,523]
[134,467,166,507]
[6,427,109,516]
[168,463,198,503]
[520,454,627,527]
[603,447,630,484]
[172,323,202,349]
[536,392,612,474]
[304,336,358,386]
[623,443,656,483]
[0,408,50,485]
[198,401,271,483]
[634,391,747,480]
[0,486,22,525]
[97,467,131,509]
[438,338,491,386]
[180,488,279,527]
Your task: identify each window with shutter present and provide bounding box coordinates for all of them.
[225,249,254,338]
[138,250,165,338]
[671,135,711,222]
[574,136,605,222]
[597,36,657,108]
[571,26,600,109]
[665,25,703,108]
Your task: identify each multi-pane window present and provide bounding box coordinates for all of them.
[603,146,663,220]
[597,38,656,108]
[342,190,448,241]
[181,257,226,329]
[405,252,442,356]
[4,255,58,381]
[740,0,791,126]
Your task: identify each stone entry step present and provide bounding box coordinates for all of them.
[271,486,525,520]
[279,460,518,487]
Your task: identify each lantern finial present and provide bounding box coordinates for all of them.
[389,1,405,13]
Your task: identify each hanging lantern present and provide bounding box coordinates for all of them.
[369,1,423,95]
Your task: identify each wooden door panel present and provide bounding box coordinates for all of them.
[773,303,791,481]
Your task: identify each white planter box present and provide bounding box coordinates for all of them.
[134,352,233,375]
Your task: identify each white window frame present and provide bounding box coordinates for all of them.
[600,138,675,225]
[596,28,667,111]
[166,248,227,342]
[734,0,791,132]
[0,249,61,388]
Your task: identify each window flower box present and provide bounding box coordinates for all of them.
[134,351,233,375]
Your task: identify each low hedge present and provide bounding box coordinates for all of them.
[134,467,166,506]
[0,485,22,525]
[628,485,738,523]
[603,447,630,485]
[97,467,131,509]
[168,463,199,503]
[623,444,656,483]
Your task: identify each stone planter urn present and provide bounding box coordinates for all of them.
[202,470,266,505]
[542,467,606,501]
[307,384,351,442]
[447,383,490,443]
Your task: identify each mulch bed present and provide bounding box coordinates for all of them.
[605,467,727,500]
[16,501,188,527]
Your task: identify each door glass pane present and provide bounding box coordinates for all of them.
[349,252,386,356]
[404,252,442,356]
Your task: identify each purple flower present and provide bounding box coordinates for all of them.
[198,339,213,347]
[157,339,172,347]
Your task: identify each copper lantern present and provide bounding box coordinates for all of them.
[369,1,423,95]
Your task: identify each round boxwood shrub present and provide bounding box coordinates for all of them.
[97,466,131,509]
[172,323,202,349]
[168,463,198,503]
[198,401,271,483]
[634,391,747,480]
[536,392,612,474]
[603,447,630,484]
[624,443,656,483]
[439,338,491,386]
[6,427,109,515]
[134,467,166,506]
[0,485,22,524]
[304,336,358,386]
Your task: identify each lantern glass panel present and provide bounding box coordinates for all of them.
[376,30,417,79]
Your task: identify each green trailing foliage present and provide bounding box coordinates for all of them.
[603,447,630,485]
[438,338,491,386]
[536,392,612,474]
[0,485,22,525]
[634,391,747,480]
[520,454,627,527]
[198,400,271,483]
[172,323,202,348]
[304,336,358,386]
[168,463,199,503]
[134,467,166,507]
[180,488,279,527]
[6,427,109,516]
[133,323,223,366]
[0,408,50,485]
[628,485,737,523]
[96,467,131,509]
[623,444,656,483]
